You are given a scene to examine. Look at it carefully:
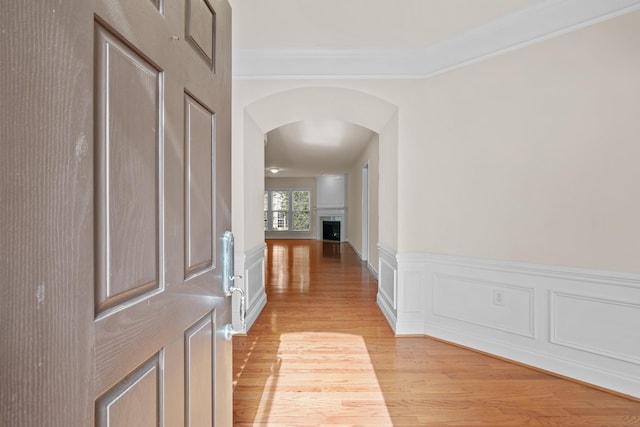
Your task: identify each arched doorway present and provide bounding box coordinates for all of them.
[233,86,399,329]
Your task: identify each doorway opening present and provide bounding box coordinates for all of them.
[362,163,369,261]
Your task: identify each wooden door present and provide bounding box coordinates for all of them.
[0,0,233,425]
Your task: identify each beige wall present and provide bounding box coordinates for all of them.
[403,10,640,273]
[347,134,379,270]
[233,10,640,273]
[232,111,264,253]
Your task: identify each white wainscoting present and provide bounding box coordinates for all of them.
[551,292,640,365]
[433,273,535,338]
[390,252,640,398]
[234,242,267,332]
[377,244,398,332]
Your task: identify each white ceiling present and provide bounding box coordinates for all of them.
[265,120,375,178]
[232,0,640,178]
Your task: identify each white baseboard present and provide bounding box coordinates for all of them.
[388,252,640,399]
[347,240,362,259]
[377,293,397,334]
[347,240,379,279]
[368,262,378,280]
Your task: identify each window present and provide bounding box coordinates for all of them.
[292,190,310,231]
[264,189,311,232]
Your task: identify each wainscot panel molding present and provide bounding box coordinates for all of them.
[390,252,640,399]
[234,242,267,332]
[377,244,397,332]
[433,273,536,339]
[551,292,640,365]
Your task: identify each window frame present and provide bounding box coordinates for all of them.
[264,188,311,232]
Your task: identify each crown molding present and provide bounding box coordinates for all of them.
[233,0,640,79]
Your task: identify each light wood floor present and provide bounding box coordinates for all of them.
[233,240,640,426]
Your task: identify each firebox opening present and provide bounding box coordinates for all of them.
[322,221,340,241]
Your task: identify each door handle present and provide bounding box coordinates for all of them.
[223,231,246,340]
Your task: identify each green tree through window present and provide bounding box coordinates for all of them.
[292,191,310,231]
[264,189,311,232]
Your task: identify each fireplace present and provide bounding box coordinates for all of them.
[317,213,344,242]
[322,220,341,241]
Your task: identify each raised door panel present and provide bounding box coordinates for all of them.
[96,354,162,427]
[185,313,215,427]
[186,0,215,69]
[95,24,162,313]
[185,95,214,278]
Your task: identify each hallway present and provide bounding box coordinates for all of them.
[232,240,640,426]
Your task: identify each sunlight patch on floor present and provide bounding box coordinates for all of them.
[254,332,393,425]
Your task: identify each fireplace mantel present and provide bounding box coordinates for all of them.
[317,208,346,242]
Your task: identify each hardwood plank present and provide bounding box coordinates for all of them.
[233,240,640,426]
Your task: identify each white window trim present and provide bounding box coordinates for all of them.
[265,188,311,232]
